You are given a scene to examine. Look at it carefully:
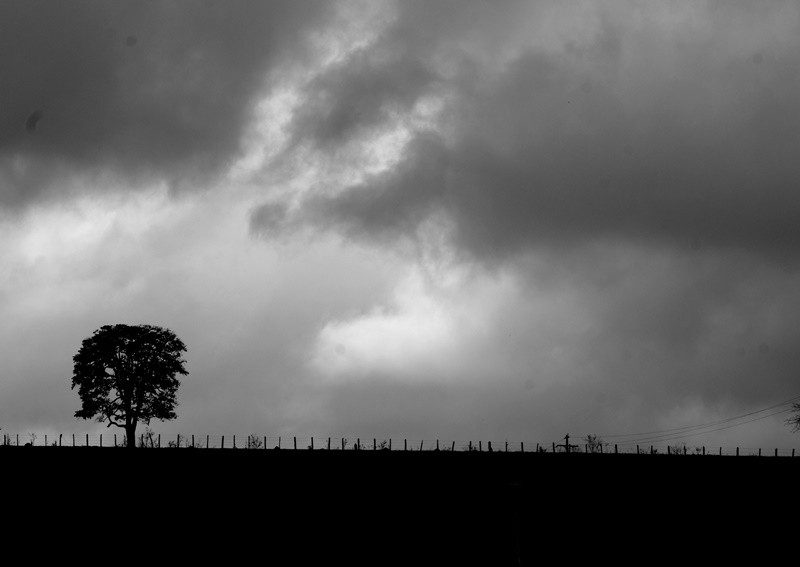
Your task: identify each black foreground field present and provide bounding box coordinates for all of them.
[3,447,796,564]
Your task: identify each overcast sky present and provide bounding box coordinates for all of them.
[3,0,800,450]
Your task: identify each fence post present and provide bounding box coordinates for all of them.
[59,434,62,447]
[736,447,739,456]
[357,438,360,451]
[207,435,210,449]
[88,434,90,447]
[342,438,345,450]
[451,441,455,451]
[114,434,117,448]
[222,436,225,449]
[552,442,556,453]
[436,440,439,451]
[794,449,796,458]
[328,437,331,450]
[758,448,761,457]
[469,441,472,451]
[100,434,102,448]
[650,445,653,455]
[16,434,18,446]
[405,439,407,451]
[505,441,508,452]
[294,436,297,450]
[775,448,778,457]
[72,434,74,447]
[615,444,618,454]
[419,440,423,451]
[45,435,48,447]
[667,446,671,455]
[310,437,314,450]
[390,439,392,450]
[264,436,267,449]
[192,435,195,448]
[719,447,722,456]
[702,446,705,456]
[636,445,639,455]
[374,438,377,450]
[233,435,236,449]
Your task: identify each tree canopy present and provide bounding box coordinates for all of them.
[71,324,188,447]
[787,403,800,433]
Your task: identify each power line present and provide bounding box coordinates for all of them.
[600,394,800,440]
[614,407,794,446]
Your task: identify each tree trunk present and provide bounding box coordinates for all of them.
[125,425,137,450]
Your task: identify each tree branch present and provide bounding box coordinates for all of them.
[106,416,125,428]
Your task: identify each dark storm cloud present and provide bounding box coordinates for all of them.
[256,1,800,263]
[289,47,437,148]
[280,0,524,156]
[0,0,333,206]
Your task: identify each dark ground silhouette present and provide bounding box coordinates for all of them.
[3,448,794,563]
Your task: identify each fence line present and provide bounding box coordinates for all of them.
[1,433,798,457]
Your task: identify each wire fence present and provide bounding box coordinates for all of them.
[2,432,799,457]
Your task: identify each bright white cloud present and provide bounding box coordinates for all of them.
[310,260,527,383]
[312,269,458,380]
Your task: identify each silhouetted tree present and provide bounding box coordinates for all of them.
[787,403,800,432]
[583,434,606,454]
[71,324,188,449]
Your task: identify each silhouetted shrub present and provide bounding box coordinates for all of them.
[140,427,158,448]
[247,435,264,449]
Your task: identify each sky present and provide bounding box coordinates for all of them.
[2,0,800,450]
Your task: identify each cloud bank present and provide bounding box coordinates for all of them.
[3,1,800,448]
[258,1,800,262]
[250,1,800,442]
